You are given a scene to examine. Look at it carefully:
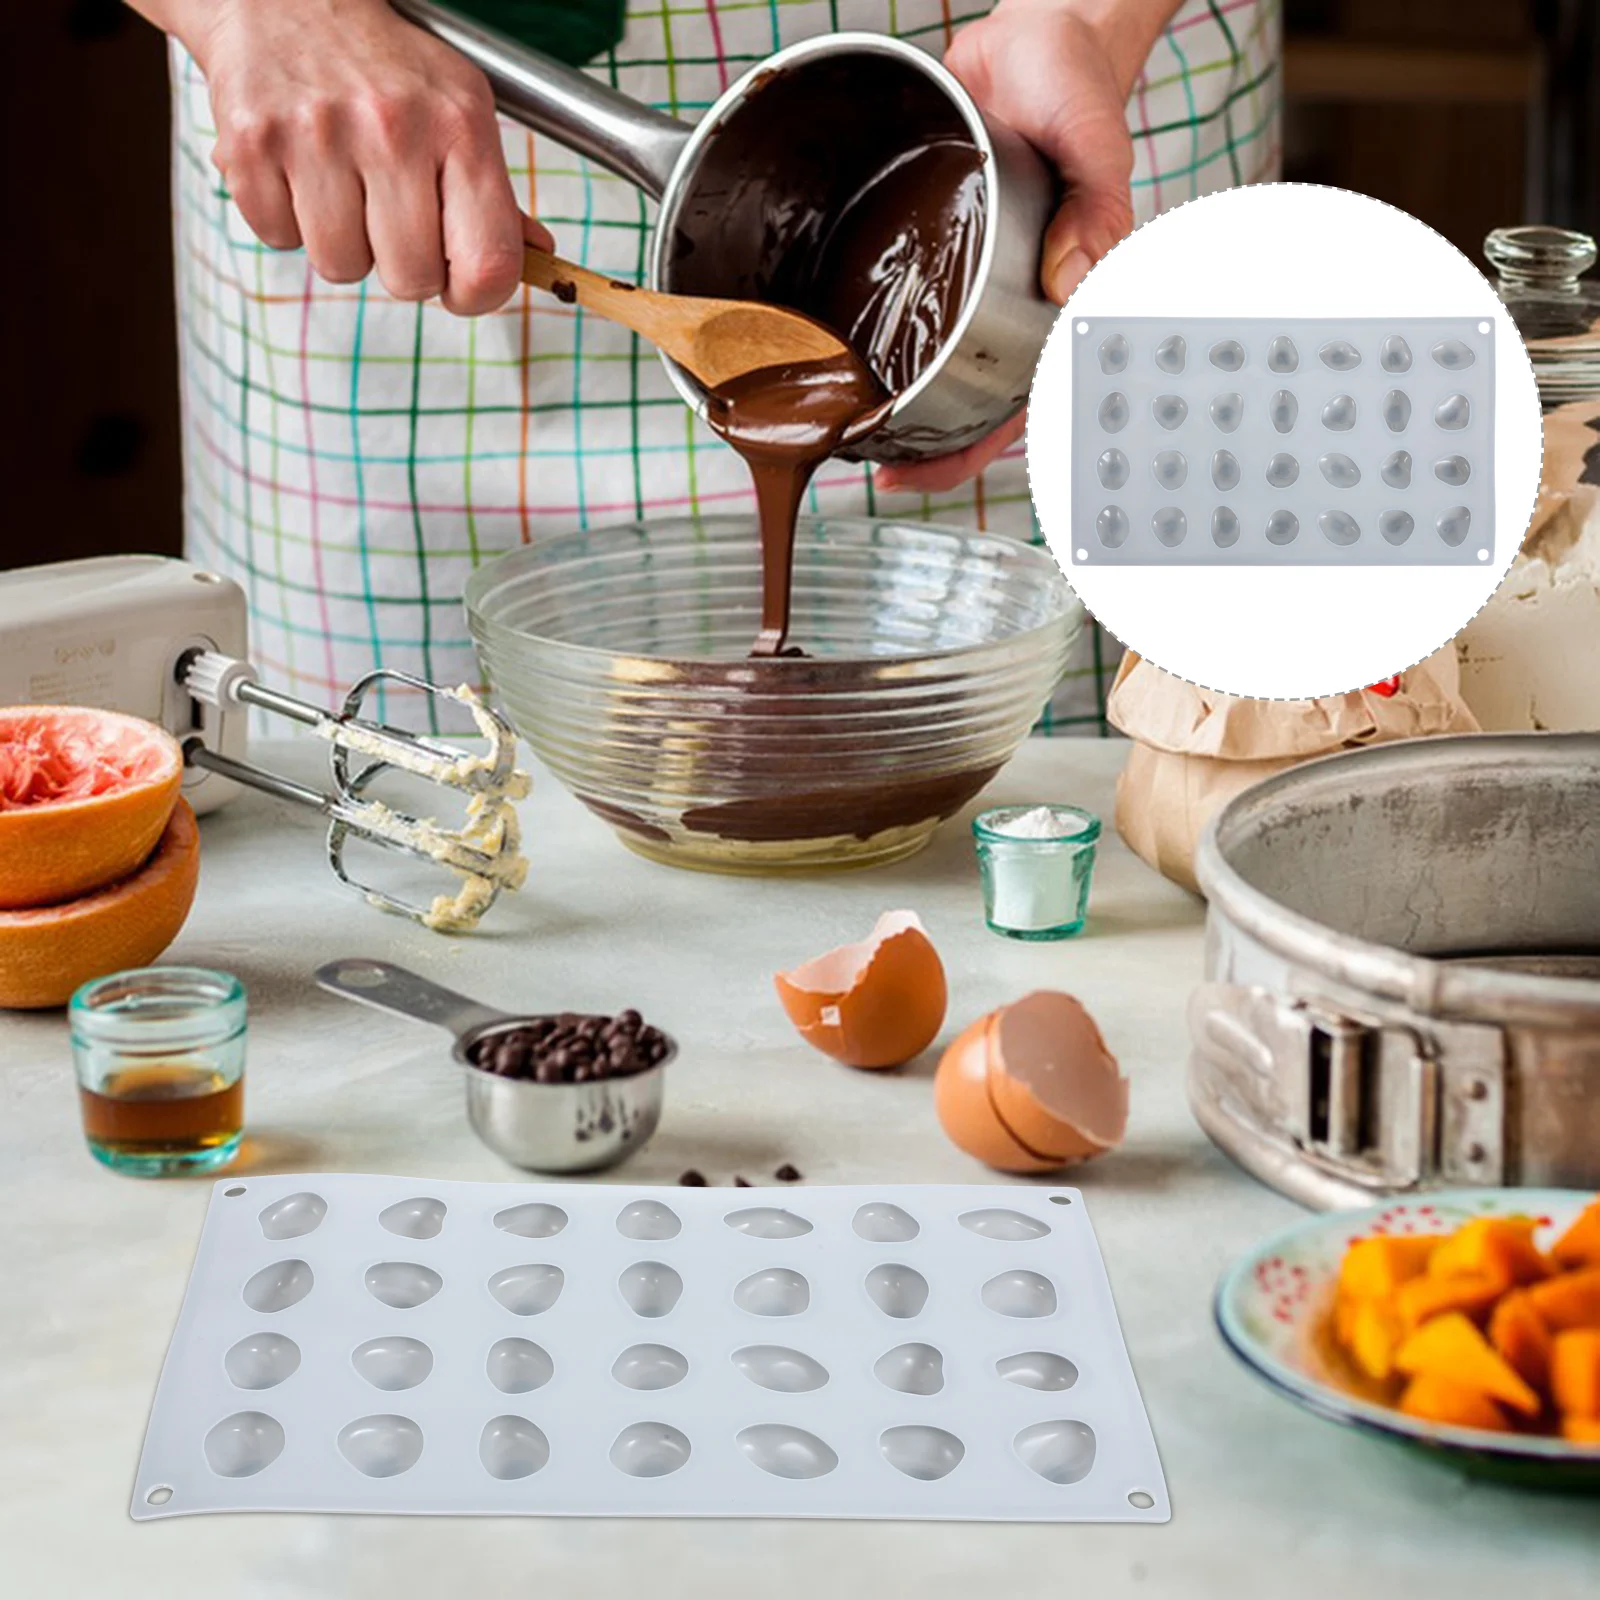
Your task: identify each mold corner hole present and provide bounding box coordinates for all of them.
[1075,321,1089,334]
[1049,1195,1073,1206]
[224,1186,245,1197]
[145,1485,174,1506]
[1129,1489,1156,1510]
[1477,320,1491,335]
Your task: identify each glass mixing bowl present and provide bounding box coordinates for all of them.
[465,516,1081,872]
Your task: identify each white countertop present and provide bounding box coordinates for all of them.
[2,737,1595,1596]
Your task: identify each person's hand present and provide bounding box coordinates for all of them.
[163,0,551,313]
[878,0,1177,494]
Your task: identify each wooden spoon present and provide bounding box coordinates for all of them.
[522,245,856,389]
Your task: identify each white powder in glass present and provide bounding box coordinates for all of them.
[990,806,1079,841]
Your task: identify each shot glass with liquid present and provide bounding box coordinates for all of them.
[70,967,246,1176]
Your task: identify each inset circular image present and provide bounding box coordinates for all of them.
[1027,184,1542,699]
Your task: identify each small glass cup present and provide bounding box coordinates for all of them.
[69,967,247,1177]
[972,805,1101,940]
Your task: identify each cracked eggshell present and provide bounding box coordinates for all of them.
[774,910,947,1069]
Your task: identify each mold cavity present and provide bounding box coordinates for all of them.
[1154,333,1186,373]
[1382,389,1411,432]
[1211,506,1240,547]
[242,1258,314,1314]
[351,1335,434,1391]
[1266,335,1298,372]
[1318,339,1361,371]
[733,1344,829,1393]
[880,1425,965,1481]
[1379,509,1415,546]
[486,1336,554,1394]
[479,1415,549,1480]
[1151,450,1187,490]
[1151,507,1187,548]
[1151,394,1187,430]
[873,1342,944,1395]
[997,1351,1080,1391]
[1318,452,1360,489]
[1431,337,1474,370]
[618,1260,684,1318]
[1097,392,1129,432]
[258,1192,326,1241]
[1265,510,1299,546]
[724,1207,812,1239]
[959,1208,1050,1241]
[365,1261,443,1309]
[224,1332,300,1391]
[1264,452,1299,488]
[338,1414,424,1478]
[610,1421,691,1477]
[1435,393,1471,430]
[613,1342,689,1391]
[379,1197,446,1240]
[1014,1419,1097,1485]
[1096,448,1129,490]
[1209,338,1245,371]
[616,1199,680,1240]
[734,1267,810,1316]
[1380,449,1412,489]
[737,1424,838,1480]
[1434,454,1471,486]
[852,1202,920,1243]
[1210,448,1239,491]
[1437,506,1473,546]
[488,1262,564,1316]
[203,1411,285,1478]
[865,1263,930,1318]
[1097,333,1129,374]
[1319,509,1362,547]
[982,1269,1058,1318]
[494,1202,568,1239]
[1269,389,1297,433]
[1096,506,1128,549]
[1208,392,1242,431]
[1321,394,1356,431]
[1380,334,1412,372]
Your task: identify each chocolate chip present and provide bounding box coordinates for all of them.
[679,1169,707,1186]
[774,1164,802,1182]
[734,1176,752,1187]
[618,1009,642,1030]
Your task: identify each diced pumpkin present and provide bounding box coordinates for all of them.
[1428,1216,1550,1291]
[1334,1291,1364,1348]
[1550,1329,1600,1420]
[1349,1298,1403,1382]
[1393,1270,1502,1334]
[1338,1235,1440,1300]
[1488,1291,1553,1394]
[1399,1373,1511,1432]
[1552,1201,1600,1271]
[1560,1416,1600,1446]
[1527,1267,1600,1332]
[1394,1311,1542,1416]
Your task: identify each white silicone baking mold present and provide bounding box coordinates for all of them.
[1070,316,1496,566]
[131,1175,1168,1523]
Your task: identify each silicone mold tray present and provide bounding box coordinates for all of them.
[1069,316,1496,566]
[131,1174,1168,1523]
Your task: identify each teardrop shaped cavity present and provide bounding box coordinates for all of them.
[997,1351,1080,1391]
[1266,335,1298,372]
[338,1414,424,1478]
[1211,506,1240,548]
[959,1208,1051,1241]
[613,1343,689,1391]
[494,1202,567,1239]
[880,1425,965,1481]
[725,1207,813,1239]
[258,1192,326,1241]
[1379,510,1415,546]
[479,1415,549,1480]
[982,1269,1058,1318]
[1208,392,1242,432]
[1014,1419,1097,1485]
[1096,506,1128,548]
[379,1197,446,1241]
[1380,334,1412,373]
[488,1262,564,1316]
[733,1344,829,1393]
[737,1424,838,1480]
[225,1332,301,1391]
[1152,394,1188,430]
[1381,389,1411,433]
[1098,392,1129,432]
[351,1335,433,1392]
[734,1267,810,1317]
[1209,339,1245,371]
[618,1260,683,1318]
[873,1342,945,1396]
[1097,333,1129,374]
[1265,452,1299,489]
[865,1262,930,1319]
[1265,510,1299,546]
[1151,450,1187,490]
[365,1261,442,1310]
[1434,454,1471,486]
[1269,389,1298,433]
[1211,449,1240,491]
[1431,337,1475,370]
[1321,394,1357,431]
[1318,452,1360,489]
[1437,506,1473,547]
[616,1200,680,1241]
[1381,449,1413,489]
[610,1421,690,1478]
[1154,333,1186,373]
[1435,393,1471,430]
[852,1202,919,1243]
[1319,339,1361,371]
[1096,447,1129,490]
[242,1259,313,1314]
[204,1411,285,1478]
[486,1337,554,1394]
[1319,509,1361,547]
[1152,507,1187,548]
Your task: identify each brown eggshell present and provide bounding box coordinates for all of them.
[774,910,948,1069]
[933,1010,1063,1173]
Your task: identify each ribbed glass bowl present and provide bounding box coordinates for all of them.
[465,516,1081,872]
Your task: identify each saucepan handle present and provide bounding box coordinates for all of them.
[392,0,690,199]
[315,958,512,1043]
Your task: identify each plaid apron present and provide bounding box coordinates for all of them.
[171,0,1281,733]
